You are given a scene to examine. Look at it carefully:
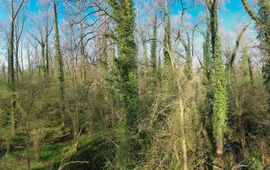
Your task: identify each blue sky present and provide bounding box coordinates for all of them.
[0,0,257,66]
[169,0,252,31]
[219,0,252,30]
[0,1,65,25]
[0,0,252,31]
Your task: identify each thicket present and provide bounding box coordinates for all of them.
[0,0,269,169]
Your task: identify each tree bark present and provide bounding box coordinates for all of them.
[8,0,16,137]
[45,20,50,76]
[179,98,188,170]
[53,1,65,127]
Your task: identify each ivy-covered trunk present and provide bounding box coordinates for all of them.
[209,0,228,157]
[108,0,140,168]
[163,0,171,65]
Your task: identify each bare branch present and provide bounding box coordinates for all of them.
[241,0,260,23]
[230,21,252,67]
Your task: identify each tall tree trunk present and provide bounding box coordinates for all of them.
[8,0,16,137]
[241,46,254,85]
[1,63,6,81]
[45,39,49,76]
[109,0,140,168]
[20,42,24,74]
[143,36,147,66]
[209,0,228,157]
[27,44,32,79]
[202,8,215,168]
[203,19,211,85]
[45,20,50,77]
[161,0,173,92]
[150,13,157,69]
[179,98,188,170]
[247,56,254,85]
[150,13,158,90]
[101,1,109,67]
[53,1,65,127]
[79,22,88,82]
[184,35,192,80]
[163,0,171,65]
[15,36,19,83]
[41,43,46,76]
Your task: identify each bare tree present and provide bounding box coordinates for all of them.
[7,0,25,137]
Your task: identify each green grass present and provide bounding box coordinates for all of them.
[1,133,116,170]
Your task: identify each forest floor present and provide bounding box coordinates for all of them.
[0,129,114,170]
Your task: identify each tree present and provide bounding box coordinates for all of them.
[203,23,211,85]
[241,0,270,102]
[8,0,25,137]
[182,33,192,80]
[241,46,254,85]
[14,11,25,82]
[53,1,65,127]
[207,0,228,158]
[150,12,158,89]
[226,22,251,85]
[29,16,52,78]
[163,0,171,65]
[108,0,140,168]
[29,1,52,77]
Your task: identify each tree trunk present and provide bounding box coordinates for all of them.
[184,36,192,80]
[150,13,158,91]
[20,43,24,73]
[45,20,50,77]
[79,22,88,82]
[15,39,19,83]
[209,0,228,158]
[179,98,188,170]
[247,56,254,85]
[109,0,140,168]
[163,0,171,65]
[53,1,65,127]
[1,63,6,81]
[143,38,147,66]
[8,0,16,137]
[41,43,46,76]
